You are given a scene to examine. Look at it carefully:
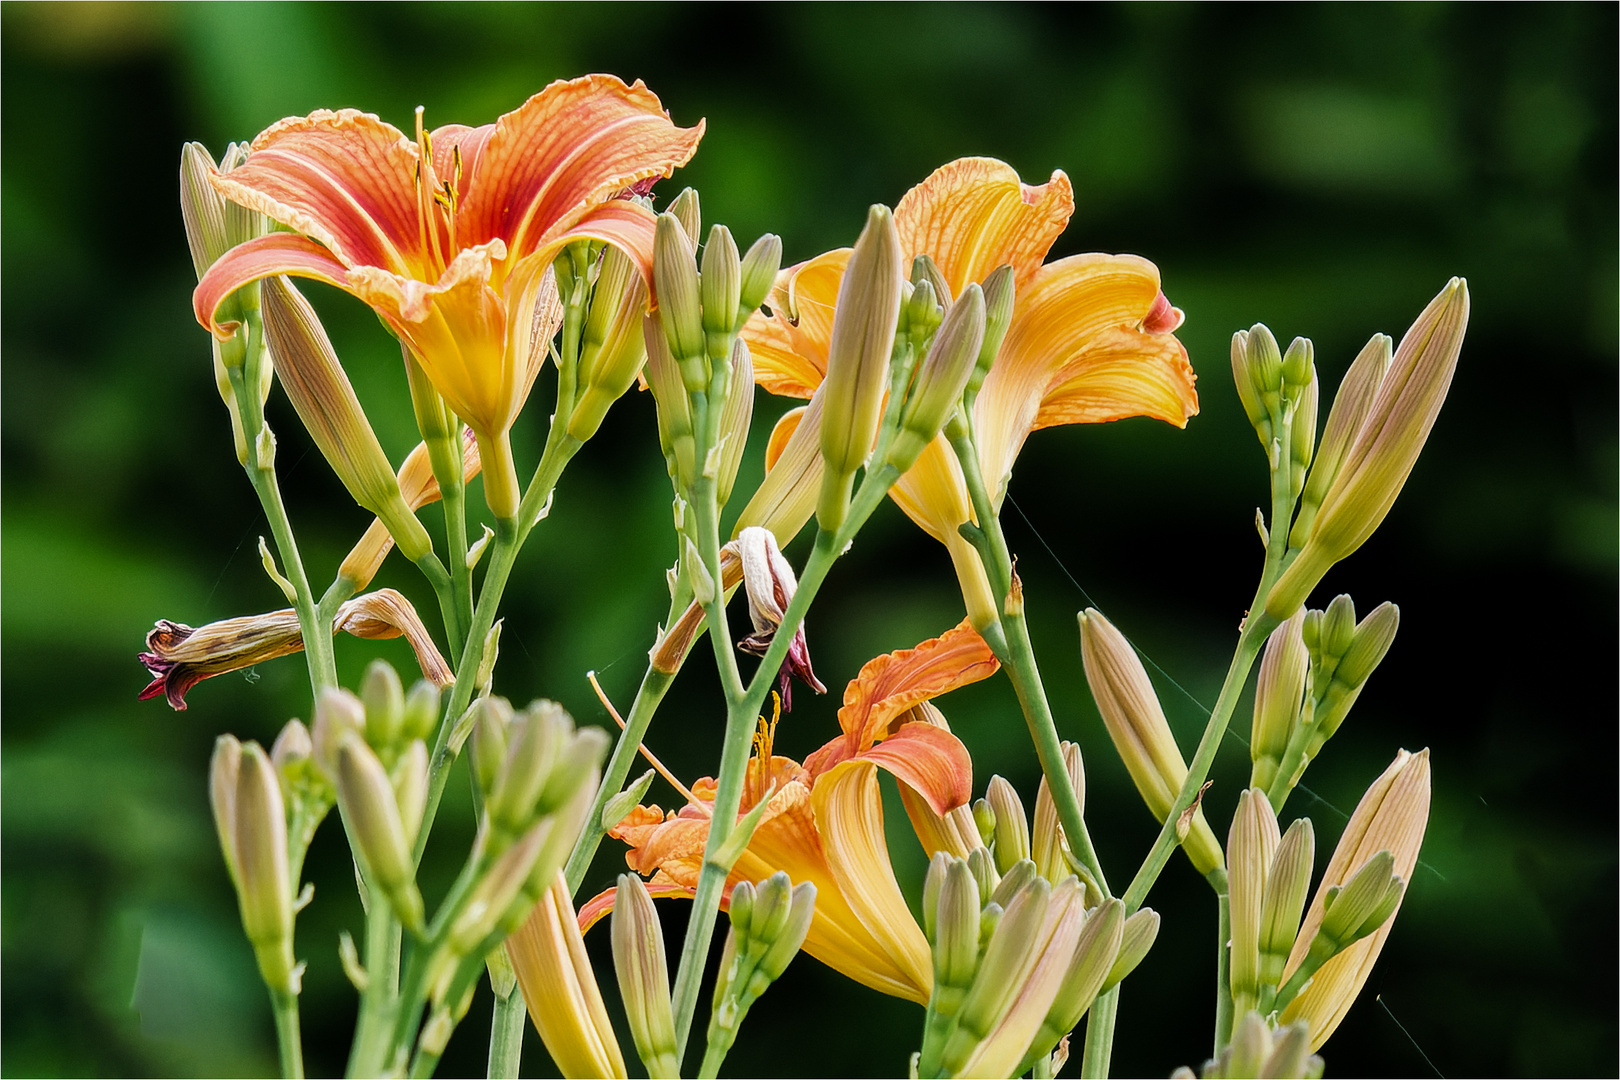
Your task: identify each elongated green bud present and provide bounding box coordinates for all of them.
[1268,279,1469,617]
[234,742,299,993]
[1258,818,1314,990]
[644,311,697,488]
[708,872,815,1071]
[210,735,244,884]
[906,279,943,350]
[1227,788,1281,1014]
[715,338,755,507]
[1318,850,1401,949]
[613,875,680,1078]
[911,254,953,309]
[1289,334,1392,549]
[486,701,568,836]
[1288,349,1319,497]
[668,187,701,247]
[964,264,1015,408]
[1311,601,1399,751]
[448,818,553,956]
[1251,611,1308,792]
[653,214,707,388]
[817,204,904,533]
[1018,898,1125,1074]
[392,739,429,851]
[337,740,422,929]
[1102,907,1160,991]
[261,277,433,562]
[361,659,405,753]
[570,242,649,443]
[401,679,440,743]
[1232,324,1283,446]
[985,774,1030,876]
[890,282,987,473]
[933,857,982,993]
[469,696,514,801]
[311,687,367,780]
[1031,740,1085,884]
[736,233,783,331]
[701,224,741,361]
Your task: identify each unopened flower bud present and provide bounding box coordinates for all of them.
[890,282,987,473]
[906,278,944,348]
[668,187,701,248]
[1289,334,1392,550]
[932,857,982,993]
[612,875,679,1078]
[1019,898,1125,1075]
[486,701,569,836]
[1258,818,1315,992]
[1078,609,1224,875]
[1289,357,1319,497]
[644,311,697,488]
[210,736,244,883]
[261,277,433,563]
[401,680,440,744]
[270,720,313,778]
[392,739,429,851]
[1268,279,1469,617]
[361,659,405,752]
[708,873,815,1067]
[234,743,299,993]
[1280,749,1429,1048]
[715,338,755,507]
[818,204,904,533]
[1251,612,1308,792]
[569,243,649,443]
[736,233,783,330]
[701,223,742,358]
[1232,324,1284,446]
[1317,850,1402,950]
[311,687,367,779]
[985,775,1031,876]
[336,740,423,930]
[653,213,707,387]
[965,265,1015,407]
[1032,741,1085,884]
[1282,336,1314,388]
[1227,788,1281,1014]
[1102,907,1160,992]
[1311,601,1399,752]
[469,696,515,801]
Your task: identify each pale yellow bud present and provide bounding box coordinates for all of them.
[1289,334,1393,550]
[1251,611,1308,792]
[644,310,697,489]
[234,742,298,993]
[612,875,679,1078]
[714,338,755,507]
[1227,788,1281,1015]
[1077,609,1224,875]
[570,243,649,443]
[1031,740,1085,884]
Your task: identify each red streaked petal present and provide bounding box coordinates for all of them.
[430,122,495,206]
[215,109,423,275]
[458,75,704,258]
[807,620,1000,775]
[857,721,974,816]
[193,233,351,339]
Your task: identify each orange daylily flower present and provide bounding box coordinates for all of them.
[580,621,1000,1004]
[195,75,704,520]
[737,157,1197,626]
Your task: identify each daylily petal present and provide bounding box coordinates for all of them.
[810,761,934,1002]
[741,249,849,399]
[212,109,423,276]
[974,252,1177,503]
[1033,325,1198,432]
[429,122,495,206]
[457,75,704,259]
[851,720,974,817]
[888,432,973,544]
[194,233,352,340]
[894,703,989,859]
[894,156,1075,297]
[805,619,999,775]
[733,391,826,543]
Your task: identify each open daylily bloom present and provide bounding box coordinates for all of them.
[194,76,703,519]
[738,157,1197,626]
[582,621,1000,1003]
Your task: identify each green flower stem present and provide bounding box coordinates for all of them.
[944,427,1108,894]
[666,463,900,1064]
[486,979,527,1079]
[1211,869,1234,1055]
[347,895,403,1078]
[1080,986,1117,1080]
[412,549,462,664]
[271,988,305,1079]
[564,664,677,892]
[431,433,475,661]
[226,315,336,695]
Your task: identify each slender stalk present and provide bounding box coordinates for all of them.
[347,895,403,1078]
[564,665,677,891]
[1080,986,1117,1080]
[486,983,527,1079]
[271,989,305,1079]
[438,441,475,660]
[1211,869,1234,1055]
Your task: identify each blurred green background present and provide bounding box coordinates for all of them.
[3,3,1614,1077]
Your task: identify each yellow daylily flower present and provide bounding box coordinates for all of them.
[582,622,1000,1004]
[737,157,1197,627]
[195,76,704,520]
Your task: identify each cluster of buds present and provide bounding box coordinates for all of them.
[703,872,817,1073]
[644,188,780,502]
[1250,596,1400,801]
[1225,747,1430,1052]
[1265,279,1470,617]
[1233,324,1319,503]
[1175,1011,1323,1079]
[912,765,1159,1079]
[1078,609,1225,877]
[310,664,440,930]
